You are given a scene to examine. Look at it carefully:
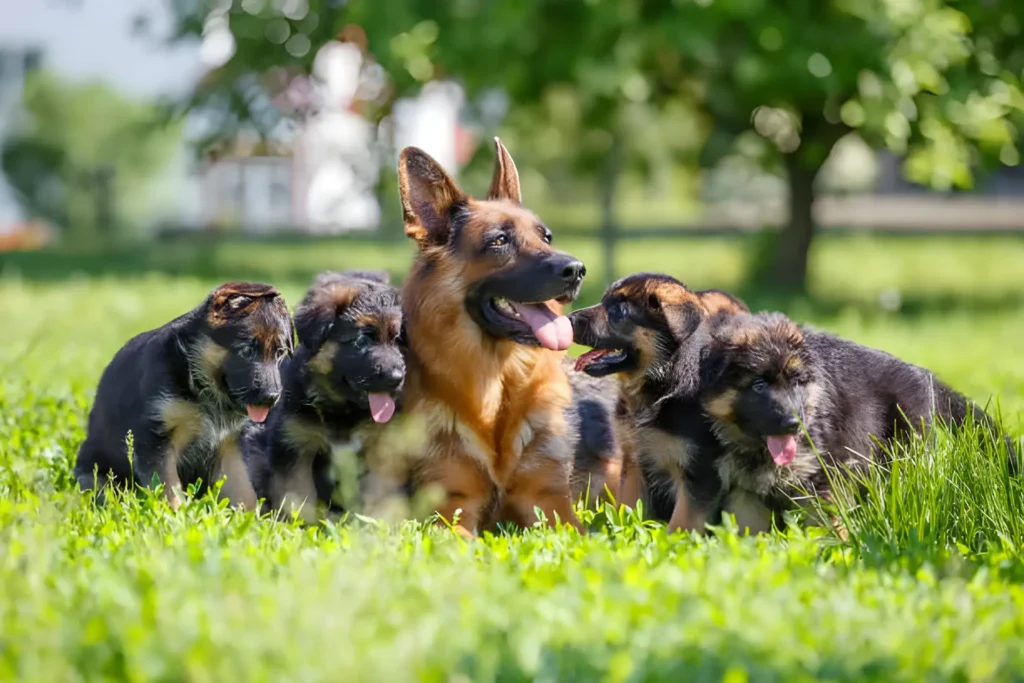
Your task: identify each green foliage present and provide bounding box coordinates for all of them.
[0,234,1021,678]
[165,0,1024,293]
[1,235,1023,679]
[0,70,182,241]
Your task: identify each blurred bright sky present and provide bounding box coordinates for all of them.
[0,0,202,98]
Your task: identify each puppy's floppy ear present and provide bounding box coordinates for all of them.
[398,146,466,247]
[293,299,335,353]
[664,319,709,400]
[662,300,704,345]
[486,137,522,203]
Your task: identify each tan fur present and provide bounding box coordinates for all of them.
[667,482,706,533]
[308,341,339,377]
[159,398,204,455]
[355,312,401,343]
[704,388,739,423]
[399,141,583,536]
[156,397,203,508]
[486,138,522,203]
[213,433,257,510]
[723,489,773,535]
[195,338,229,387]
[206,282,281,327]
[699,290,749,316]
[270,458,320,524]
[617,441,643,509]
[283,416,330,458]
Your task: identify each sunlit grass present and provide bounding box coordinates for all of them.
[1,235,1023,679]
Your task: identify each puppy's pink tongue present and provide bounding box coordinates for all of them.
[246,405,270,423]
[766,435,798,466]
[368,393,396,424]
[510,302,573,351]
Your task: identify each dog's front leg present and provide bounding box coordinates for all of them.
[505,452,584,533]
[214,433,258,511]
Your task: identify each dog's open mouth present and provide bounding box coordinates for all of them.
[489,297,573,351]
[246,405,271,423]
[572,347,635,376]
[766,434,798,466]
[367,393,396,424]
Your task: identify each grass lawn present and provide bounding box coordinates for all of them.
[1,233,1023,681]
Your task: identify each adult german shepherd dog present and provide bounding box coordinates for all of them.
[399,139,587,537]
[75,282,293,510]
[242,269,409,524]
[570,273,748,533]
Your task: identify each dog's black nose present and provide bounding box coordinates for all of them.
[386,367,405,387]
[561,260,586,283]
[779,414,801,432]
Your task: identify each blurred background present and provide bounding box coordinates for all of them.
[0,0,1023,423]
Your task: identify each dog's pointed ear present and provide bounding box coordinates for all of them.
[486,137,522,203]
[398,146,465,247]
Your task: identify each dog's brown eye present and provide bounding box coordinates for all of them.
[489,235,508,248]
[647,294,661,311]
[751,378,769,393]
[228,295,252,309]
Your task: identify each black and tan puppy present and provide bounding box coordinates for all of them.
[75,282,293,509]
[701,311,1014,532]
[570,273,749,532]
[243,269,408,524]
[563,360,625,507]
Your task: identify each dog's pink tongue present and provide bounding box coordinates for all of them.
[246,405,270,423]
[509,302,573,351]
[766,435,798,466]
[368,393,396,424]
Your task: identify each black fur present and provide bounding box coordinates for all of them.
[74,282,293,507]
[242,270,410,523]
[701,311,1017,527]
[562,360,625,506]
[569,273,749,530]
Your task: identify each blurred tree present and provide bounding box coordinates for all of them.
[171,0,703,282]
[169,0,1024,291]
[1,71,182,242]
[643,0,1024,291]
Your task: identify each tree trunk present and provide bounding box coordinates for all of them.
[599,134,624,287]
[768,152,822,293]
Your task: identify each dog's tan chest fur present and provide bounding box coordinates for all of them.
[153,395,250,496]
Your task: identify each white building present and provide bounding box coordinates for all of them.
[0,0,465,237]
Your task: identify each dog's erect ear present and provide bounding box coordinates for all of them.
[486,137,522,204]
[398,147,465,247]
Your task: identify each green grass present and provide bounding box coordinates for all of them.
[1,234,1023,681]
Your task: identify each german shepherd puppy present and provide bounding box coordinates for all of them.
[242,269,409,524]
[701,311,1015,532]
[570,273,748,532]
[564,360,625,507]
[75,282,293,510]
[399,139,587,537]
